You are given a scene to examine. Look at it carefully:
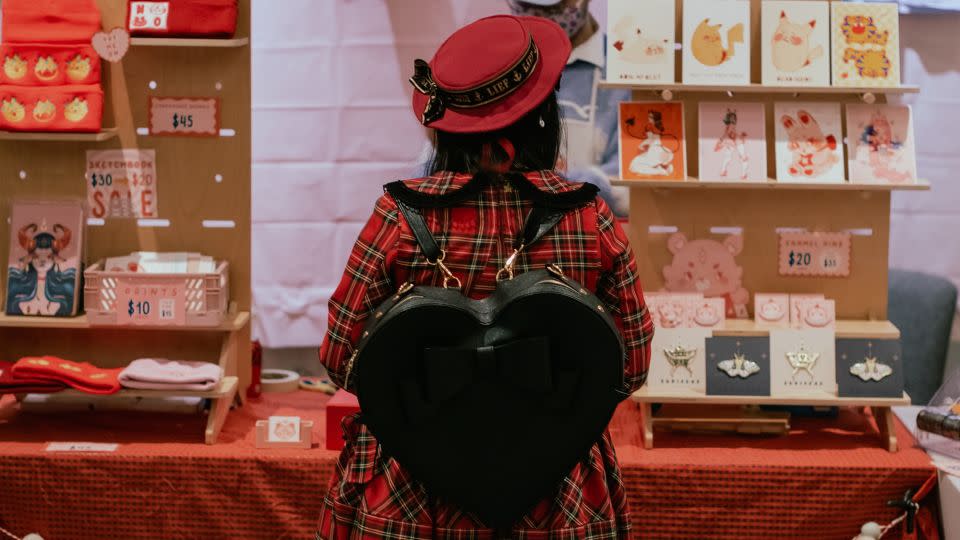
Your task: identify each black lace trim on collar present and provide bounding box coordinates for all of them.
[384,172,599,210]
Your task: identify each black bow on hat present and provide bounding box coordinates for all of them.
[409,59,445,125]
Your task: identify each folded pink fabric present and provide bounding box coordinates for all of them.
[118,358,222,391]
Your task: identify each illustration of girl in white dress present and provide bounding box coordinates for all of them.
[625,110,679,176]
[714,109,749,179]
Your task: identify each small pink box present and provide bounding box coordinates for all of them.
[792,297,836,329]
[326,389,360,451]
[789,294,825,327]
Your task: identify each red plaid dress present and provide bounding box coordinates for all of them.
[318,170,653,539]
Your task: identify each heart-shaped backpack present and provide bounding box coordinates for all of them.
[349,175,627,528]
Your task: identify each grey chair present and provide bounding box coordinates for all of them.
[888,269,957,404]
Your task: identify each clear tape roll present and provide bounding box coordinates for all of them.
[260,369,300,393]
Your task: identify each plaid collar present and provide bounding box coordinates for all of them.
[405,170,582,195]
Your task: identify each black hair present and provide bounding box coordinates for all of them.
[648,110,665,132]
[426,91,563,175]
[723,109,738,125]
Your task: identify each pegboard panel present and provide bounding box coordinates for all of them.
[0,0,251,389]
[626,0,894,320]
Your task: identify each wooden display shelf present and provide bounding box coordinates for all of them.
[130,37,249,47]
[715,319,901,340]
[632,389,909,452]
[611,178,930,191]
[598,81,920,95]
[0,311,250,332]
[0,128,118,142]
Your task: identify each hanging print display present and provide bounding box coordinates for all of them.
[762,0,830,86]
[606,0,675,83]
[618,101,686,180]
[846,104,917,184]
[5,200,84,317]
[698,102,767,181]
[774,102,845,182]
[682,0,751,85]
[831,2,901,87]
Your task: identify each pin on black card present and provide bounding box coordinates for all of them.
[835,339,904,398]
[706,336,771,396]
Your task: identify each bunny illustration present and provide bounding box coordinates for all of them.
[781,110,839,178]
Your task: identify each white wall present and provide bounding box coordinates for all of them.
[251,2,960,348]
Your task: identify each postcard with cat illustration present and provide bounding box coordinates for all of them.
[774,102,845,183]
[831,2,901,87]
[682,0,751,85]
[607,0,675,83]
[762,1,830,86]
[619,102,686,181]
[698,102,767,181]
[846,104,917,184]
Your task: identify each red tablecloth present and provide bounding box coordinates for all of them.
[0,392,936,539]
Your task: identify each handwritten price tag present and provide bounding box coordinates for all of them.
[778,232,851,277]
[115,279,186,326]
[149,97,219,136]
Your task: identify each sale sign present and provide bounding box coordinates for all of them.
[115,279,186,326]
[86,149,158,219]
[778,231,851,277]
[148,97,220,137]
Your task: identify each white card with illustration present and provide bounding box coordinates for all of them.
[761,0,830,87]
[682,0,751,86]
[698,102,767,181]
[607,0,675,83]
[647,327,712,393]
[770,328,837,396]
[846,104,917,184]
[831,2,901,88]
[774,102,845,183]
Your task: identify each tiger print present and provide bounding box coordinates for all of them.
[841,15,889,46]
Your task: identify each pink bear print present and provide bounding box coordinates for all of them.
[662,232,749,318]
[781,110,839,178]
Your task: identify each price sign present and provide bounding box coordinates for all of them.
[149,97,219,136]
[115,279,186,326]
[128,2,170,31]
[778,232,851,277]
[86,149,158,219]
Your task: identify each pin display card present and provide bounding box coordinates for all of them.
[698,102,767,181]
[831,2,901,87]
[836,339,904,398]
[846,104,917,184]
[770,328,837,396]
[774,102,845,183]
[647,327,711,393]
[607,0,675,84]
[761,1,830,87]
[706,336,771,396]
[682,0,751,85]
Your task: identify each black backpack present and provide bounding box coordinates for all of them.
[346,174,627,528]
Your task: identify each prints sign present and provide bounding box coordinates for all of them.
[86,149,158,219]
[115,278,186,326]
[149,97,220,136]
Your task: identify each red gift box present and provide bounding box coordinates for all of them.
[326,389,360,451]
[1,0,102,44]
[0,44,101,86]
[0,84,103,132]
[127,0,238,38]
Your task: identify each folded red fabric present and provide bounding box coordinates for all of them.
[1,0,102,44]
[0,360,67,394]
[127,0,238,38]
[0,84,103,132]
[0,44,101,86]
[12,357,122,395]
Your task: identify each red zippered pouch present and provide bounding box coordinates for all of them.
[0,84,103,132]
[0,44,101,86]
[1,0,102,44]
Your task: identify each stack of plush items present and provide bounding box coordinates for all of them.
[118,358,222,391]
[0,0,104,132]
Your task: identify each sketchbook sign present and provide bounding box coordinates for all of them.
[86,149,158,219]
